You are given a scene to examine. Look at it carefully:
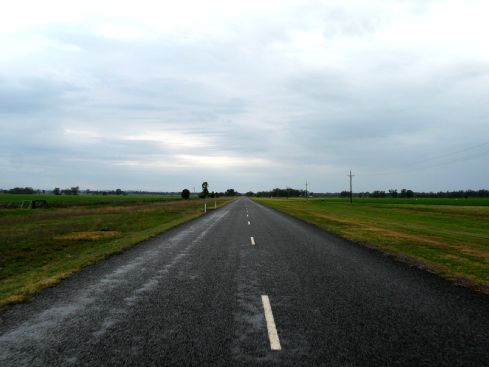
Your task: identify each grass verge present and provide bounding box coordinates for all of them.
[255,198,489,292]
[0,197,233,309]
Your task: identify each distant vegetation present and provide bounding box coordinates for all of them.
[1,184,241,200]
[353,189,489,199]
[199,181,210,198]
[254,188,307,197]
[5,187,36,194]
[248,187,489,199]
[9,186,488,200]
[1,187,181,196]
[197,181,239,198]
[181,188,190,199]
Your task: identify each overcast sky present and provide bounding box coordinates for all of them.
[1,0,488,193]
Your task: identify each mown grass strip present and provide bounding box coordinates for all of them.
[0,198,233,308]
[254,198,489,292]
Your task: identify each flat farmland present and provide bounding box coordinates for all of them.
[0,194,179,207]
[0,197,232,308]
[255,198,489,292]
[319,197,489,206]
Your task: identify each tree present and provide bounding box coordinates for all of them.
[398,189,414,198]
[199,181,209,198]
[181,189,190,199]
[53,187,61,195]
[8,187,34,194]
[70,186,80,195]
[225,188,236,196]
[372,190,386,198]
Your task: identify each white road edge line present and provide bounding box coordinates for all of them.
[261,295,282,351]
[250,236,255,245]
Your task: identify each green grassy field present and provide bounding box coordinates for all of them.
[0,197,232,308]
[0,194,179,207]
[314,197,489,206]
[255,198,489,292]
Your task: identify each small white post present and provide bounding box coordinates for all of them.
[214,200,217,209]
[204,203,207,213]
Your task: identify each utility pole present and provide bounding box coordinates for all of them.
[348,170,355,204]
[305,180,308,200]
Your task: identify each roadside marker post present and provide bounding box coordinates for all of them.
[205,203,207,213]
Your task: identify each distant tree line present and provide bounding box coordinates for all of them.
[3,186,488,199]
[202,189,239,198]
[5,187,36,194]
[349,189,415,198]
[246,188,489,199]
[254,188,309,197]
[2,187,128,196]
[188,181,240,199]
[52,187,81,195]
[410,189,489,198]
[125,191,180,196]
[79,188,127,196]
[352,189,489,199]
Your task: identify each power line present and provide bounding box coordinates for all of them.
[359,141,489,177]
[408,147,489,170]
[409,141,489,166]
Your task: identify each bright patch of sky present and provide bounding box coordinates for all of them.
[1,0,488,192]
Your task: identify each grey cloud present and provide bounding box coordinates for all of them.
[285,72,349,104]
[1,1,489,192]
[0,78,79,114]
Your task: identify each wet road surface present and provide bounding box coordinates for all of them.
[2,198,489,366]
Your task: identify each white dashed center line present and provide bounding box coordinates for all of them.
[250,236,255,245]
[261,295,282,351]
[248,221,250,225]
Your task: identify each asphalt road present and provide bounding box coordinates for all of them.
[2,197,489,366]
